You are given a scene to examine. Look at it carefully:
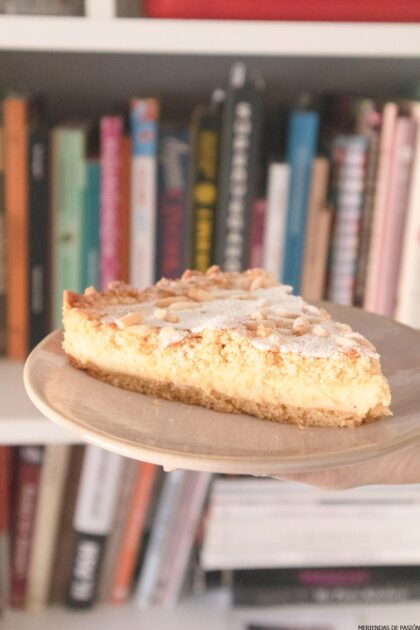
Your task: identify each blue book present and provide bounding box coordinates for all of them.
[282,111,319,293]
[81,160,100,290]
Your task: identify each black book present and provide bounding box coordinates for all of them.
[214,62,264,272]
[28,128,49,350]
[233,567,420,606]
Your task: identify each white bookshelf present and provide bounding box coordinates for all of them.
[1,13,420,628]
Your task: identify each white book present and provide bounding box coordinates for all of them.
[396,106,420,327]
[129,98,159,289]
[85,0,116,18]
[262,163,290,281]
[26,445,70,613]
[135,470,187,608]
[162,472,212,607]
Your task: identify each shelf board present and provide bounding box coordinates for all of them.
[0,359,80,445]
[1,16,420,57]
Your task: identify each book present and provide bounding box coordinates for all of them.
[327,135,368,306]
[156,127,190,279]
[134,469,187,607]
[130,98,159,288]
[81,159,100,290]
[49,445,85,604]
[10,446,43,608]
[374,115,415,317]
[3,95,29,359]
[110,462,157,605]
[28,128,49,350]
[26,445,71,613]
[144,0,420,21]
[161,472,212,607]
[364,102,398,313]
[262,162,290,282]
[249,199,266,269]
[66,446,124,609]
[353,102,381,307]
[3,0,83,14]
[97,457,138,602]
[0,128,6,356]
[282,109,319,294]
[50,124,87,329]
[119,135,131,283]
[232,566,420,606]
[189,92,224,272]
[300,157,331,300]
[396,105,420,327]
[100,115,123,289]
[215,63,264,272]
[0,447,11,611]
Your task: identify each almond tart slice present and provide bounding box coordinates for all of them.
[62,267,391,428]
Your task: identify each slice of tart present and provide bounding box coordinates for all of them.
[62,267,391,428]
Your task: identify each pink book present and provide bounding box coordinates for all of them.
[364,103,397,313]
[249,198,266,268]
[375,116,415,317]
[100,116,123,289]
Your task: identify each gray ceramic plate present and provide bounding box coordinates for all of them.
[23,303,420,475]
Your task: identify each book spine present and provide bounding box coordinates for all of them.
[67,445,124,609]
[118,135,131,283]
[51,128,86,329]
[100,116,123,289]
[10,446,43,608]
[282,110,319,293]
[81,160,100,290]
[300,157,331,300]
[215,63,264,272]
[0,128,6,356]
[262,162,290,281]
[28,129,49,350]
[4,97,28,359]
[189,104,222,272]
[130,98,159,288]
[364,102,398,313]
[327,135,368,306]
[26,445,70,613]
[110,462,157,605]
[248,198,266,268]
[375,116,416,317]
[135,470,187,607]
[97,458,138,602]
[396,107,420,327]
[162,472,212,607]
[353,127,380,307]
[49,445,85,604]
[0,446,11,610]
[156,128,190,279]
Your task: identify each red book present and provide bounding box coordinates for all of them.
[249,198,266,269]
[145,0,420,21]
[10,446,43,609]
[0,447,11,610]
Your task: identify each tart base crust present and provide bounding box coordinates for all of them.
[67,354,379,429]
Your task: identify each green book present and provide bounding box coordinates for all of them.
[51,126,87,329]
[81,160,100,291]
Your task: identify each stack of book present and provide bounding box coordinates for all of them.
[1,62,420,363]
[201,478,420,606]
[0,443,212,613]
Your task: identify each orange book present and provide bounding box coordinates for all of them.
[4,97,29,359]
[119,135,131,283]
[110,462,157,605]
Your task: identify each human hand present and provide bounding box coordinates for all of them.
[273,442,420,490]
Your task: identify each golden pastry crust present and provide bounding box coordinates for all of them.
[62,267,392,428]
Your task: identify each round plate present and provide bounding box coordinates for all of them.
[23,303,420,475]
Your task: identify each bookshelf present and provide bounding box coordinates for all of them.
[2,12,420,628]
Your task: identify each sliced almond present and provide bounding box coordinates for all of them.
[155,296,188,307]
[116,311,144,329]
[249,276,265,291]
[168,301,201,311]
[336,336,355,348]
[292,316,310,336]
[187,287,215,302]
[275,307,297,318]
[311,324,329,338]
